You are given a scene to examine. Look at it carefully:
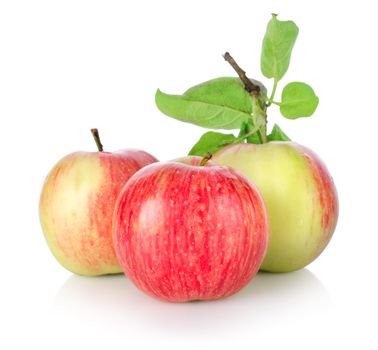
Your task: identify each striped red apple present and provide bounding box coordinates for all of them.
[112,156,269,302]
[39,129,158,276]
[213,142,338,272]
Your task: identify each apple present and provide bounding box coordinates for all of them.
[212,142,338,272]
[112,155,269,302]
[39,129,158,276]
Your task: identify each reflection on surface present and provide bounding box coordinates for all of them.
[54,268,331,337]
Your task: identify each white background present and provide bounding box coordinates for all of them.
[1,1,377,349]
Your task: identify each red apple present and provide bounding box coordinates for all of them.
[39,129,158,276]
[113,156,269,302]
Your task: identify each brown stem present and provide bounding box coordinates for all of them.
[223,52,260,95]
[90,128,104,152]
[200,152,212,166]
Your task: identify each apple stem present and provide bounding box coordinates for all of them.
[233,125,261,144]
[223,52,260,96]
[91,128,104,152]
[200,152,212,166]
[223,52,268,143]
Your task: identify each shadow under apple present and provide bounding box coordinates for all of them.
[53,268,331,339]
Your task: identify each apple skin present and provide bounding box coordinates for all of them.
[212,142,338,272]
[113,156,269,302]
[39,149,158,276]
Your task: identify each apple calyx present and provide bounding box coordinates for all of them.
[91,128,104,152]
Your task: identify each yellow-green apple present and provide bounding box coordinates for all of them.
[112,156,269,302]
[213,142,338,272]
[39,129,158,276]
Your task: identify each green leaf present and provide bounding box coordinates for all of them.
[239,120,262,144]
[279,82,319,119]
[188,131,236,156]
[261,14,299,81]
[267,124,291,141]
[155,77,253,130]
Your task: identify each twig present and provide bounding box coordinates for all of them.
[223,52,260,95]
